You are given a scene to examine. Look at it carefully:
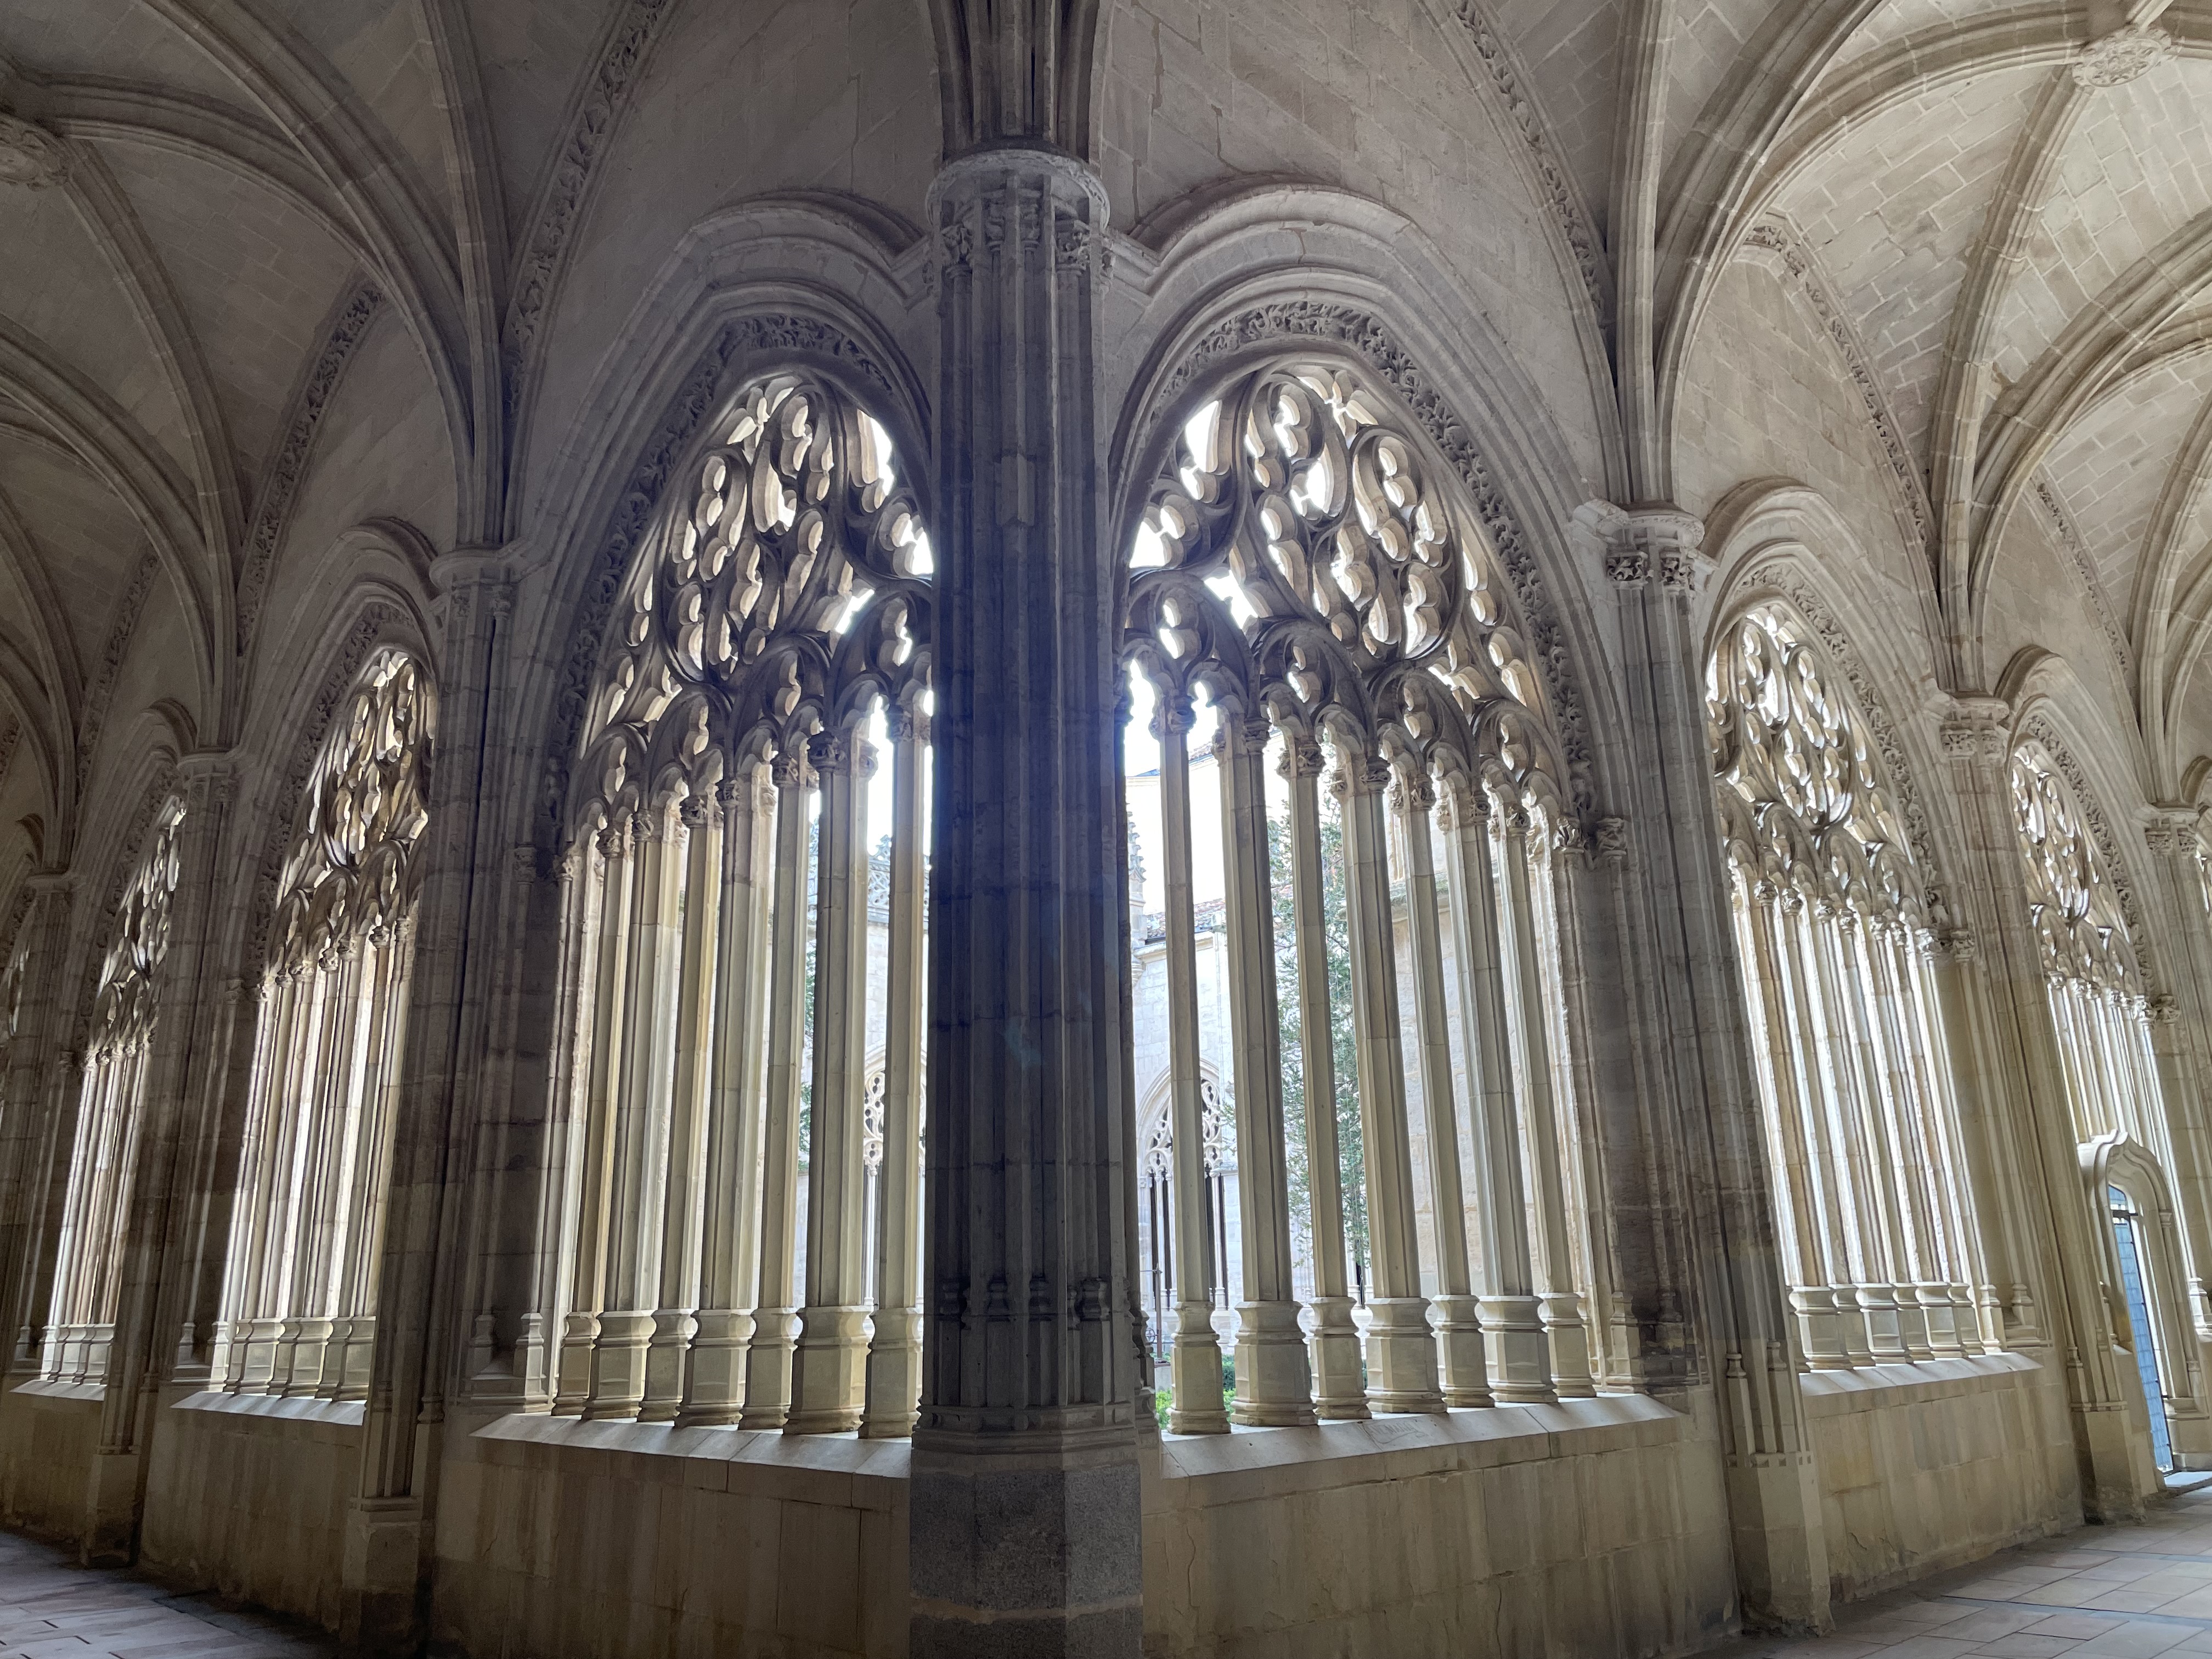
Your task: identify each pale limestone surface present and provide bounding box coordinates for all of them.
[0,4,2208,1658]
[1714,1480,2212,1659]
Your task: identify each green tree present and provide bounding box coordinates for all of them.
[1267,804,1369,1285]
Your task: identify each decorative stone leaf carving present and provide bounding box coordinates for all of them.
[0,113,71,190]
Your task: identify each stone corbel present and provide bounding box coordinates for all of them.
[1572,501,1709,597]
[1936,694,2012,765]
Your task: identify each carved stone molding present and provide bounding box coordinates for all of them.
[74,760,179,1044]
[0,113,71,190]
[1452,2,1607,325]
[2031,480,2134,684]
[1740,217,1934,558]
[2072,24,2173,88]
[503,0,681,416]
[1937,696,2010,764]
[1151,300,1594,813]
[75,553,161,795]
[0,716,19,794]
[236,279,385,652]
[1584,503,1707,594]
[2143,806,2204,859]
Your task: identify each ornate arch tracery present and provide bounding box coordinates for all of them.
[216,648,436,1400]
[1707,602,1985,1368]
[543,363,934,1437]
[41,791,184,1384]
[1119,352,1613,1430]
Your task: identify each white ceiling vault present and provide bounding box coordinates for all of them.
[0,0,2207,907]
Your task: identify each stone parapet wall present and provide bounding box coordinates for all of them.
[429,1414,911,1659]
[0,1379,99,1542]
[1804,1353,2079,1600]
[136,1391,363,1630]
[1142,1394,1735,1658]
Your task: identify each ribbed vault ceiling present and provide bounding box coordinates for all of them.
[0,0,2207,903]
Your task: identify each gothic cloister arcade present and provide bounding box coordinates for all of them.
[1,3,2211,1656]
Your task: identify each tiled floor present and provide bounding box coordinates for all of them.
[9,1488,2212,1659]
[0,1531,327,1659]
[1715,1482,2212,1659]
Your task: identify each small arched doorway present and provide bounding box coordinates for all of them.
[2109,1182,2174,1472]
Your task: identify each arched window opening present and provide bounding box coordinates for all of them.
[547,370,931,1437]
[1122,362,1611,1431]
[2010,744,2197,1438]
[1709,606,1982,1369]
[2011,745,2166,1154]
[214,650,435,1398]
[42,795,184,1383]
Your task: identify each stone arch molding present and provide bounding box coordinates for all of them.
[1109,284,1609,819]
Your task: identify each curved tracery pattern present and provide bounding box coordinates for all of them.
[546,369,932,1436]
[272,652,435,966]
[2010,743,2168,1156]
[1130,364,1556,785]
[2012,746,2137,992]
[217,650,436,1399]
[1122,358,1609,1430]
[575,373,929,827]
[1709,606,1982,1369]
[1711,606,1922,925]
[42,797,185,1383]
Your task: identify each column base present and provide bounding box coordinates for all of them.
[1231,1301,1316,1426]
[639,1308,695,1422]
[738,1308,795,1429]
[1307,1297,1369,1419]
[677,1308,753,1426]
[82,1446,142,1568]
[1726,1450,1831,1636]
[338,1496,425,1659]
[583,1310,651,1419]
[787,1305,868,1433]
[1363,1298,1443,1413]
[1169,1307,1228,1434]
[861,1308,920,1438]
[909,1432,1142,1659]
[1430,1295,1492,1408]
[1479,1295,1555,1403]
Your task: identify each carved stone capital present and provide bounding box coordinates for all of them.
[2142,805,2205,858]
[770,751,809,792]
[1149,692,1197,741]
[1388,770,1437,818]
[1937,696,2011,764]
[2073,24,2172,88]
[0,114,71,190]
[1277,736,1327,781]
[1593,816,1630,859]
[1576,501,1708,596]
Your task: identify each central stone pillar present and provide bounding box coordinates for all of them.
[1576,502,1829,1633]
[911,146,1143,1658]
